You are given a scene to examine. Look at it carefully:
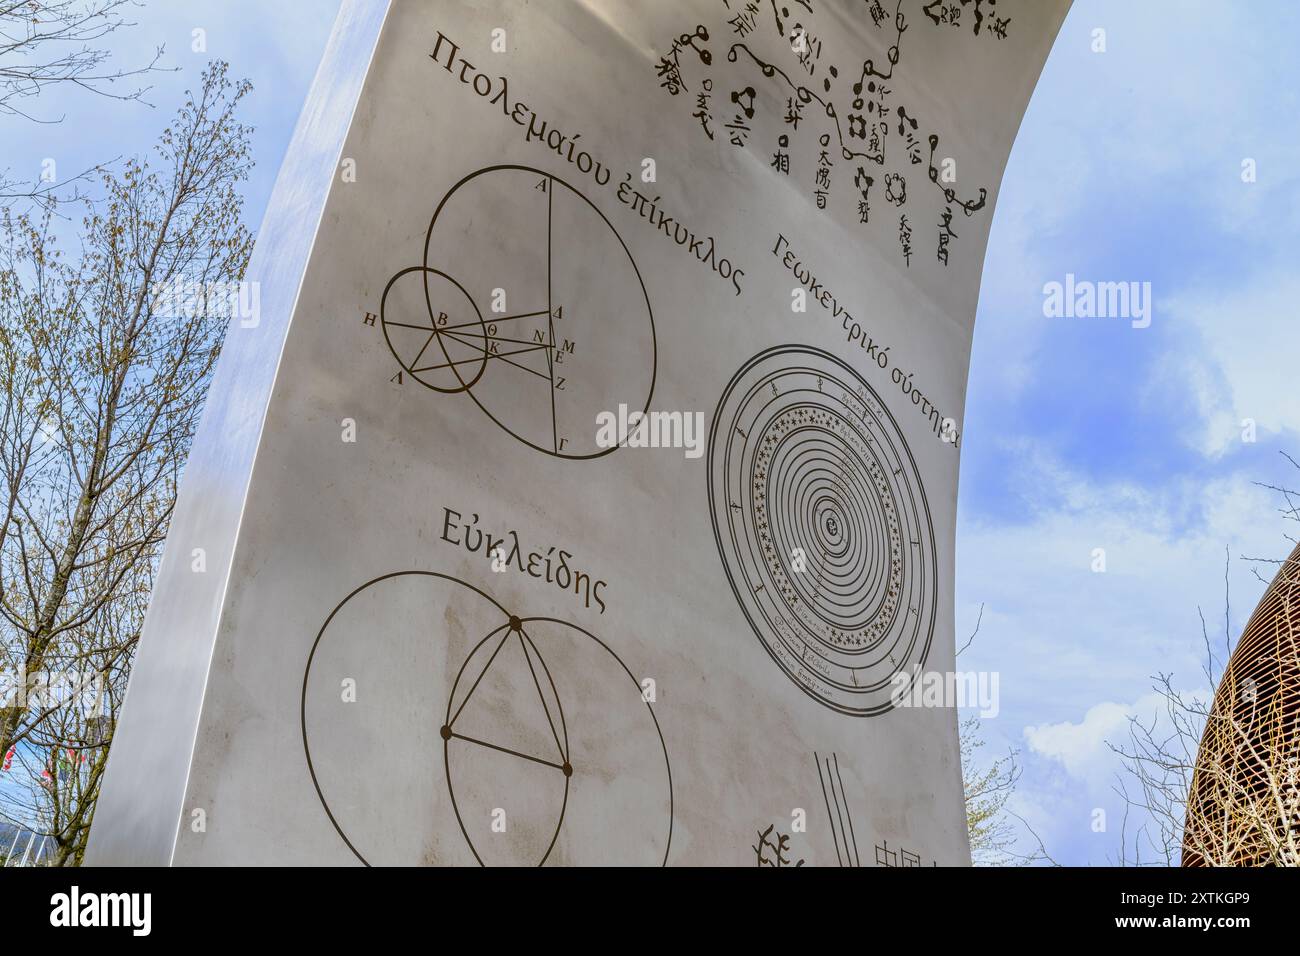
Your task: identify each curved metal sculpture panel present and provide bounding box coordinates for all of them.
[89,0,1070,866]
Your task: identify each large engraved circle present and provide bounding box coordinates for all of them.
[379,164,656,460]
[707,346,937,716]
[301,572,673,865]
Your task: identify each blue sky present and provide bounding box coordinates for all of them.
[3,1,1296,866]
[959,0,1300,865]
[0,0,342,231]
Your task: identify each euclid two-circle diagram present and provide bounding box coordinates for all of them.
[708,346,938,717]
[301,572,672,866]
[379,164,656,459]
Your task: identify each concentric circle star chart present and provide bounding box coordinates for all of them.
[707,346,938,716]
[379,164,657,459]
[301,572,673,866]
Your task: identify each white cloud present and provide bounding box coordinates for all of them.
[1160,270,1300,457]
[1024,690,1211,784]
[957,442,1288,863]
[960,454,1282,703]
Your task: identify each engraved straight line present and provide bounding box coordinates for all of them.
[517,628,566,765]
[439,326,554,368]
[833,752,861,867]
[434,309,551,334]
[447,629,512,727]
[546,176,558,454]
[827,754,852,868]
[407,331,437,370]
[448,732,566,772]
[815,750,845,867]
[442,328,553,348]
[412,343,550,374]
[490,352,552,381]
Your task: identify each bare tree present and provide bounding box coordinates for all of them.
[1,0,166,207]
[1108,673,1212,866]
[0,0,161,118]
[1110,455,1300,867]
[0,61,253,864]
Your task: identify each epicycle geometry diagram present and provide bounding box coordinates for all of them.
[301,571,673,866]
[707,346,938,717]
[379,164,657,459]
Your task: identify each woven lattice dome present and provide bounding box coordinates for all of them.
[1183,542,1300,866]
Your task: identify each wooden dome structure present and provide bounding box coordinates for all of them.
[1183,542,1300,866]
